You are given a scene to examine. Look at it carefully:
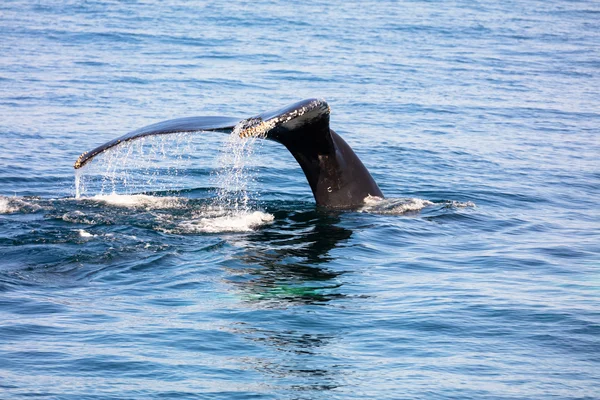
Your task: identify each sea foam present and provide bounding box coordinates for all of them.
[85,193,187,209]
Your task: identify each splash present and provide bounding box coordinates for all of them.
[185,124,274,232]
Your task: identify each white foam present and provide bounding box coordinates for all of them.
[359,195,434,214]
[84,193,186,209]
[78,229,95,238]
[166,209,274,234]
[0,197,18,214]
[362,195,385,206]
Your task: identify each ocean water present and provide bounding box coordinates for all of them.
[1,0,599,398]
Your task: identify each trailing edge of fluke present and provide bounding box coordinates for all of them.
[74,98,383,208]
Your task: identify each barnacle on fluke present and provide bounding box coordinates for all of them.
[235,117,274,139]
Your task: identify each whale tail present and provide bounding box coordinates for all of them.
[74,99,383,208]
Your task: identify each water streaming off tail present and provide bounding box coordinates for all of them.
[212,126,263,213]
[73,130,273,232]
[74,132,208,198]
[180,125,274,233]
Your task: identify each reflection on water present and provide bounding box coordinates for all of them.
[225,208,352,306]
[226,318,344,394]
[222,208,353,394]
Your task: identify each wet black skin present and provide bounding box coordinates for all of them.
[74,98,383,208]
[258,100,383,208]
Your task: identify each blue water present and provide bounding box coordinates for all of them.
[1,1,599,398]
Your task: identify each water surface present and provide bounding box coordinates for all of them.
[1,1,599,399]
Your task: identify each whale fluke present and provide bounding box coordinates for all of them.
[74,99,383,208]
[74,116,240,169]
